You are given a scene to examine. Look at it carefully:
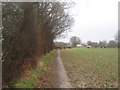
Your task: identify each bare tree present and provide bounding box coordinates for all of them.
[91,42,99,48]
[87,41,92,46]
[70,36,81,47]
[2,2,74,85]
[108,40,117,48]
[99,41,107,48]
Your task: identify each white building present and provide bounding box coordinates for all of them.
[76,44,82,47]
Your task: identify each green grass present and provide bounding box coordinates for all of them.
[10,50,56,88]
[61,47,118,88]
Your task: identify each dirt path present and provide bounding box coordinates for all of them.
[53,50,72,88]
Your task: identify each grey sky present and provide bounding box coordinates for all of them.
[55,0,119,44]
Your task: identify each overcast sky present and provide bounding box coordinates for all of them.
[55,0,119,44]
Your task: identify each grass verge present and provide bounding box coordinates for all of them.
[10,50,56,88]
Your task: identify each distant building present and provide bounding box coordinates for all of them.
[76,44,82,47]
[65,43,72,48]
[54,42,72,49]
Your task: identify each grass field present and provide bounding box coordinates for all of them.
[61,48,118,88]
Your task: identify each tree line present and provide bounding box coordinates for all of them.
[2,2,73,86]
[70,36,118,48]
[86,40,118,48]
